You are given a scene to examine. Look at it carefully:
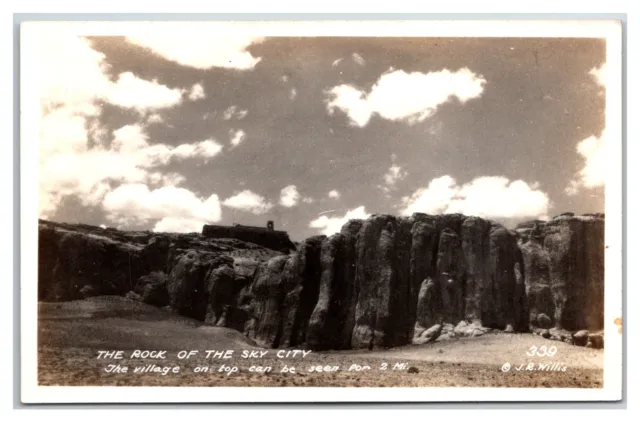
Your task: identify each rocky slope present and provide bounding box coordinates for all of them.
[37,212,605,350]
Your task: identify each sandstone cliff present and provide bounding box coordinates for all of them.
[516,213,605,332]
[37,212,605,350]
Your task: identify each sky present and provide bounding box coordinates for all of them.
[35,28,607,241]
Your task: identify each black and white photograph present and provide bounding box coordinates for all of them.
[19,19,623,403]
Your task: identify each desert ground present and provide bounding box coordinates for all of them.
[38,296,603,388]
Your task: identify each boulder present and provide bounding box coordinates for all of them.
[442,323,455,334]
[125,290,141,301]
[549,327,573,344]
[454,321,469,336]
[573,330,590,346]
[536,313,553,329]
[470,328,485,337]
[587,332,604,349]
[413,323,442,345]
[533,327,550,338]
[436,333,453,342]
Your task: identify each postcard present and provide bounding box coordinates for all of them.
[20,19,623,403]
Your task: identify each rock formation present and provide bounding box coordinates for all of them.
[516,213,605,331]
[37,212,605,350]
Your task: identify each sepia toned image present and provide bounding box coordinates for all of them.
[20,20,623,403]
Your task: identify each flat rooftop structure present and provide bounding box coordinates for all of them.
[202,221,295,254]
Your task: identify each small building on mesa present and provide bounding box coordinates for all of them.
[202,220,295,253]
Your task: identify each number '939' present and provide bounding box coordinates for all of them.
[526,345,558,357]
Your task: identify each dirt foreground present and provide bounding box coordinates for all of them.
[37,297,604,388]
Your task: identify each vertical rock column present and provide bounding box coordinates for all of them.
[460,217,492,325]
[247,255,290,348]
[279,236,325,347]
[351,216,398,349]
[435,228,466,324]
[306,234,345,350]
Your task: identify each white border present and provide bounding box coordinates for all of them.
[20,19,623,404]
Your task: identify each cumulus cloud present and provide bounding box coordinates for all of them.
[400,175,550,221]
[379,157,408,194]
[223,105,248,120]
[126,30,264,70]
[39,121,223,219]
[309,206,370,236]
[222,190,273,214]
[279,185,301,208]
[188,83,206,101]
[325,67,486,127]
[229,129,246,148]
[153,217,208,233]
[565,133,605,195]
[148,172,186,187]
[172,139,223,161]
[36,32,207,219]
[328,189,341,199]
[106,72,183,112]
[102,184,221,232]
[565,64,607,196]
[147,113,163,124]
[37,33,111,116]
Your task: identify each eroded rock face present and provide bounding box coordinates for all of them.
[306,234,346,350]
[460,217,492,325]
[247,255,290,347]
[279,236,324,348]
[167,251,229,320]
[352,215,399,349]
[415,278,439,331]
[38,212,604,350]
[38,220,283,302]
[518,215,605,331]
[135,271,170,307]
[205,264,236,325]
[435,228,465,324]
[46,231,145,301]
